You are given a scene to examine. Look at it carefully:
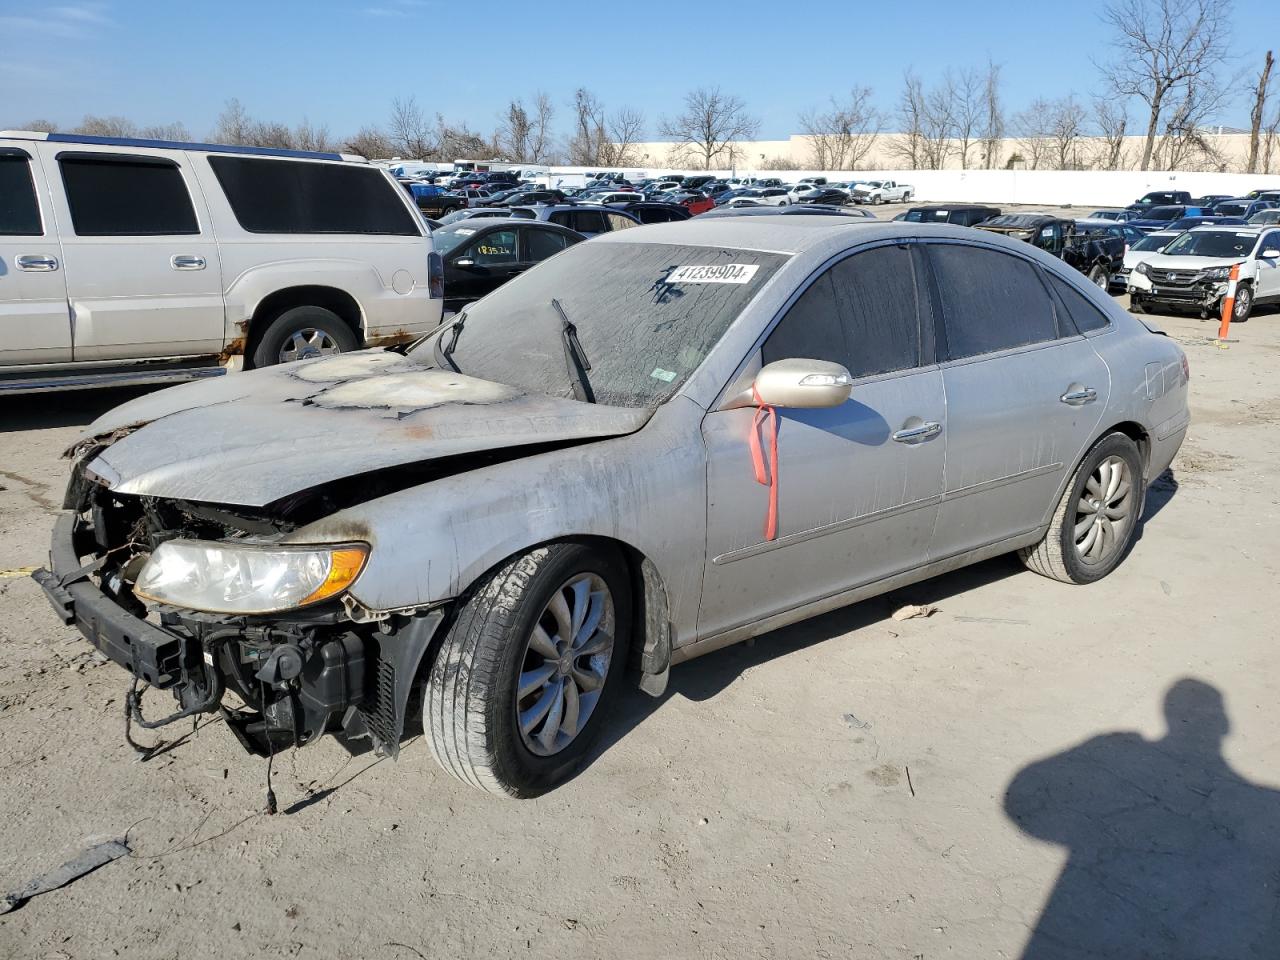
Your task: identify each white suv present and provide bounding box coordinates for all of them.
[0,131,443,392]
[1128,224,1280,322]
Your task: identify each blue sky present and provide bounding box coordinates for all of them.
[1,0,1274,142]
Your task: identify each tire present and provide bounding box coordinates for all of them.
[1087,264,1109,289]
[1230,283,1253,323]
[425,542,632,797]
[1129,297,1151,314]
[1019,432,1144,585]
[250,305,358,368]
[873,194,883,205]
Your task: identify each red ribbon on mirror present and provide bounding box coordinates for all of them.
[749,385,779,541]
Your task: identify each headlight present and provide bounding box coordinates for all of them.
[1203,266,1230,280]
[134,540,369,614]
[1135,261,1151,275]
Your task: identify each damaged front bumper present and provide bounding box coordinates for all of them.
[34,510,445,759]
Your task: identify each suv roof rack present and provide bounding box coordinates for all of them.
[0,130,365,163]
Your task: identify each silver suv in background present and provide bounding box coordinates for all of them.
[0,132,443,393]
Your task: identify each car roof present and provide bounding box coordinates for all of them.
[1187,223,1264,232]
[589,216,974,254]
[436,217,577,232]
[0,129,361,162]
[910,203,997,211]
[1074,218,1126,226]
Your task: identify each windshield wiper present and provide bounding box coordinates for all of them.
[551,298,595,404]
[433,311,467,372]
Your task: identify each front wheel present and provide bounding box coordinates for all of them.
[1019,432,1144,584]
[425,542,632,797]
[1087,265,1109,289]
[1230,284,1253,323]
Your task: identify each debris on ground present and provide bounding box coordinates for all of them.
[0,838,131,914]
[842,713,872,730]
[891,604,937,622]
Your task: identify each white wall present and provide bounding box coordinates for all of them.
[547,166,1280,207]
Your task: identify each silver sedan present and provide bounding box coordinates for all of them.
[39,218,1189,797]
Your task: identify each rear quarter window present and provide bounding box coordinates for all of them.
[208,156,420,235]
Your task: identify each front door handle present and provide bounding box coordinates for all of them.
[16,254,59,272]
[1060,387,1098,405]
[892,421,942,443]
[171,255,206,270]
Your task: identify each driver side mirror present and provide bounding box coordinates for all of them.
[454,258,476,268]
[750,358,853,409]
[1261,249,1280,259]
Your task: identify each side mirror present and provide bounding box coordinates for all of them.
[751,358,853,409]
[454,258,476,268]
[1261,249,1280,259]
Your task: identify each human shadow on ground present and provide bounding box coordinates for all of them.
[1004,678,1280,959]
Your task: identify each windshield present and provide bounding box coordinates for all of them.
[408,242,788,408]
[1144,206,1182,221]
[1161,230,1258,258]
[1215,203,1247,216]
[430,224,480,256]
[1248,210,1280,224]
[1131,234,1171,251]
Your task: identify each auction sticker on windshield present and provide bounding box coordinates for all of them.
[666,264,760,284]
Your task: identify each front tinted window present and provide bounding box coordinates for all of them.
[464,229,517,264]
[573,211,607,233]
[209,156,419,235]
[928,244,1058,359]
[763,245,922,379]
[1047,273,1110,333]
[0,153,42,235]
[59,156,198,236]
[413,242,787,408]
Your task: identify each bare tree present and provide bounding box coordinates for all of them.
[389,95,436,159]
[75,115,138,137]
[138,122,191,141]
[1012,98,1057,169]
[291,119,333,153]
[435,114,491,160]
[659,86,759,170]
[345,126,394,160]
[1247,50,1275,173]
[1092,97,1131,169]
[568,88,607,165]
[529,92,555,162]
[1048,96,1089,168]
[886,70,926,169]
[947,68,984,169]
[497,99,533,161]
[212,98,252,145]
[17,118,58,133]
[600,107,646,166]
[1153,74,1230,169]
[919,82,955,169]
[799,87,882,170]
[980,60,1005,169]
[1099,0,1233,170]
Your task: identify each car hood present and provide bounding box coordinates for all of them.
[79,350,651,507]
[1141,254,1242,271]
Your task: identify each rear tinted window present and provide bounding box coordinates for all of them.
[1047,274,1110,333]
[208,156,419,235]
[59,155,198,236]
[927,244,1058,359]
[0,153,42,235]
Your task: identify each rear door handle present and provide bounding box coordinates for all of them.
[1060,387,1098,405]
[171,255,206,270]
[16,255,58,272]
[892,421,942,443]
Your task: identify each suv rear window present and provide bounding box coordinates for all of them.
[208,156,420,235]
[0,152,42,236]
[59,155,198,236]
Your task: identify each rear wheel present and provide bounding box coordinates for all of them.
[1087,264,1109,289]
[425,542,631,797]
[1019,432,1144,584]
[251,305,357,368]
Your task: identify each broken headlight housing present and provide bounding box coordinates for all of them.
[1203,265,1232,281]
[134,540,369,614]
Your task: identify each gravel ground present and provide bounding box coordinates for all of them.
[1,290,1277,960]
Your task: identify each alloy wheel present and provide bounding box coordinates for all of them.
[279,328,344,363]
[1074,455,1134,565]
[515,573,615,757]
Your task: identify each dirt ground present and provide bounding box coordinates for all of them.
[1,291,1278,960]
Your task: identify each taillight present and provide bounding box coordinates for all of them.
[427,251,444,299]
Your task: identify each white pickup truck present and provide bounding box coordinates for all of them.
[852,180,913,205]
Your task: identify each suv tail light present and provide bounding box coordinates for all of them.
[427,251,444,299]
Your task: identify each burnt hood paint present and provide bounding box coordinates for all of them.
[83,350,652,507]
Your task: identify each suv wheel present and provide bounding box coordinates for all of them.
[251,305,358,368]
[1019,432,1144,584]
[1231,284,1253,323]
[425,542,631,797]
